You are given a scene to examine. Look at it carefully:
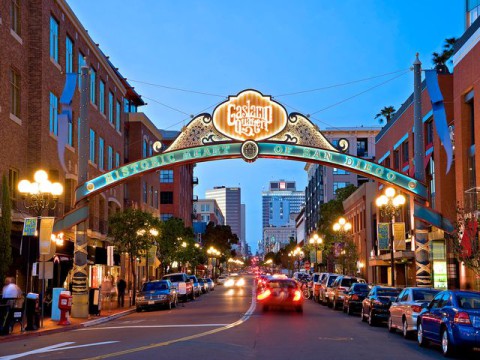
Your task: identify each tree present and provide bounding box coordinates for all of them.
[202,222,239,261]
[108,208,160,304]
[0,175,12,287]
[317,185,358,272]
[157,217,193,274]
[375,106,396,124]
[432,37,456,72]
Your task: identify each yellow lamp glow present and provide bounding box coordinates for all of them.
[385,187,396,198]
[18,180,31,194]
[34,170,48,183]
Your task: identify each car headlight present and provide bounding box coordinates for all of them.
[236,278,245,286]
[137,296,145,300]
[225,279,235,287]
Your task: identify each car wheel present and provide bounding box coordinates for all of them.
[167,300,172,310]
[136,307,142,312]
[402,319,410,339]
[441,328,456,357]
[262,305,269,312]
[361,307,366,322]
[296,306,303,313]
[347,305,353,316]
[343,303,347,313]
[417,322,428,347]
[368,310,375,326]
[191,292,196,301]
[327,298,332,308]
[388,315,395,333]
[173,296,178,308]
[314,295,319,303]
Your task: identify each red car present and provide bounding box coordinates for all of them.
[257,278,304,313]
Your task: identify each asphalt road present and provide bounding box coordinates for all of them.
[0,277,470,360]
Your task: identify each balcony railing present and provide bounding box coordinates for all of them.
[193,177,199,185]
[192,195,199,202]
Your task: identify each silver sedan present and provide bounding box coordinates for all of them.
[388,287,440,338]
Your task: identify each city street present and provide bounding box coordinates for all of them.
[0,277,460,360]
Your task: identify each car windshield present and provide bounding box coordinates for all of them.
[456,293,480,309]
[341,278,358,287]
[327,276,338,286]
[313,274,320,282]
[352,284,369,292]
[163,274,185,282]
[189,277,197,281]
[412,289,439,301]
[142,282,168,291]
[377,289,401,297]
[269,280,296,289]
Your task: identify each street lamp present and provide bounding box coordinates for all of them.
[264,258,274,274]
[375,186,406,287]
[18,169,63,329]
[309,233,323,272]
[137,227,158,282]
[207,246,220,279]
[288,247,304,273]
[332,217,352,275]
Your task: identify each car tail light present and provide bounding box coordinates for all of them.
[293,290,302,302]
[338,287,347,293]
[454,312,471,325]
[351,295,359,300]
[257,289,271,301]
[410,305,422,313]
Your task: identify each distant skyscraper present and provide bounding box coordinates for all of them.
[241,204,246,256]
[261,180,305,255]
[205,186,242,245]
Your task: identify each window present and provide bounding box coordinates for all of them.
[90,67,96,104]
[143,182,148,203]
[49,92,58,135]
[115,152,120,168]
[8,168,18,200]
[78,52,86,89]
[99,81,105,114]
[49,16,59,62]
[393,149,400,170]
[425,118,434,145]
[161,214,173,221]
[10,68,20,117]
[357,138,368,157]
[201,204,210,212]
[115,101,121,132]
[89,129,95,163]
[160,191,174,204]
[333,182,349,194]
[108,92,114,124]
[149,141,153,157]
[468,0,480,27]
[11,0,21,36]
[142,139,148,158]
[150,186,154,206]
[402,141,409,164]
[154,190,159,208]
[65,36,73,73]
[98,137,104,170]
[385,157,391,168]
[124,98,129,113]
[160,170,173,183]
[333,168,349,175]
[68,117,73,146]
[107,146,113,170]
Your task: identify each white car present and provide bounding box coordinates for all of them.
[216,275,228,285]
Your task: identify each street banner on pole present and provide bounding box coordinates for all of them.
[393,222,406,251]
[23,218,38,236]
[107,246,114,266]
[148,245,157,265]
[378,223,390,250]
[39,217,55,255]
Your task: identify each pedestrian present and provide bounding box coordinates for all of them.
[2,277,22,308]
[117,276,126,308]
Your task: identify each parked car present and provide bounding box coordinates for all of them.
[319,273,340,306]
[217,275,228,285]
[204,278,215,291]
[361,285,401,326]
[188,275,202,297]
[136,280,178,312]
[330,275,366,310]
[388,287,440,338]
[313,272,328,303]
[198,278,209,293]
[257,278,304,313]
[343,283,370,315]
[417,290,480,357]
[162,273,194,301]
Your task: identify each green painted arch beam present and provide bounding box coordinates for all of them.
[75,142,428,204]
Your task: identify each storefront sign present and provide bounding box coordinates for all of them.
[378,223,390,251]
[433,261,447,289]
[23,217,38,236]
[212,90,287,141]
[393,222,406,251]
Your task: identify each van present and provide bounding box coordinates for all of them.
[319,273,340,306]
[162,273,194,301]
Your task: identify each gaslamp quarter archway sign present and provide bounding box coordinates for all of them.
[76,89,427,203]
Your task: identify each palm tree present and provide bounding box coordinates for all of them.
[432,37,456,73]
[375,106,396,124]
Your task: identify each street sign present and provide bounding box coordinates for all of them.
[23,217,38,236]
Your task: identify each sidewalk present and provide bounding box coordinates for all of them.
[0,302,136,343]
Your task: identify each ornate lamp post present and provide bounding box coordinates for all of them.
[332,217,352,275]
[18,170,63,328]
[288,247,304,273]
[375,186,406,287]
[207,246,220,279]
[264,258,274,274]
[309,233,323,272]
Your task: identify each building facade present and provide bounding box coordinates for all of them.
[205,186,242,243]
[193,199,225,225]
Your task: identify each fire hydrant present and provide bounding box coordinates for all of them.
[58,291,72,325]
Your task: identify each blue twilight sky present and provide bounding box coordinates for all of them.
[69,0,463,254]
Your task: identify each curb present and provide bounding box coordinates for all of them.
[0,308,135,342]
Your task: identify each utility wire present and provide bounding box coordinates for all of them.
[273,68,410,97]
[128,79,226,98]
[142,95,191,117]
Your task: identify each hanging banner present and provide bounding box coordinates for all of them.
[39,217,55,255]
[148,245,157,264]
[393,222,406,251]
[23,217,38,236]
[317,250,323,264]
[377,223,390,251]
[107,246,114,266]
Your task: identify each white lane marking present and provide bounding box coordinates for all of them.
[0,341,119,360]
[77,324,229,331]
[0,342,75,360]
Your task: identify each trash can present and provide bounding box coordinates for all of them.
[89,288,101,316]
[25,293,39,331]
[0,303,11,335]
